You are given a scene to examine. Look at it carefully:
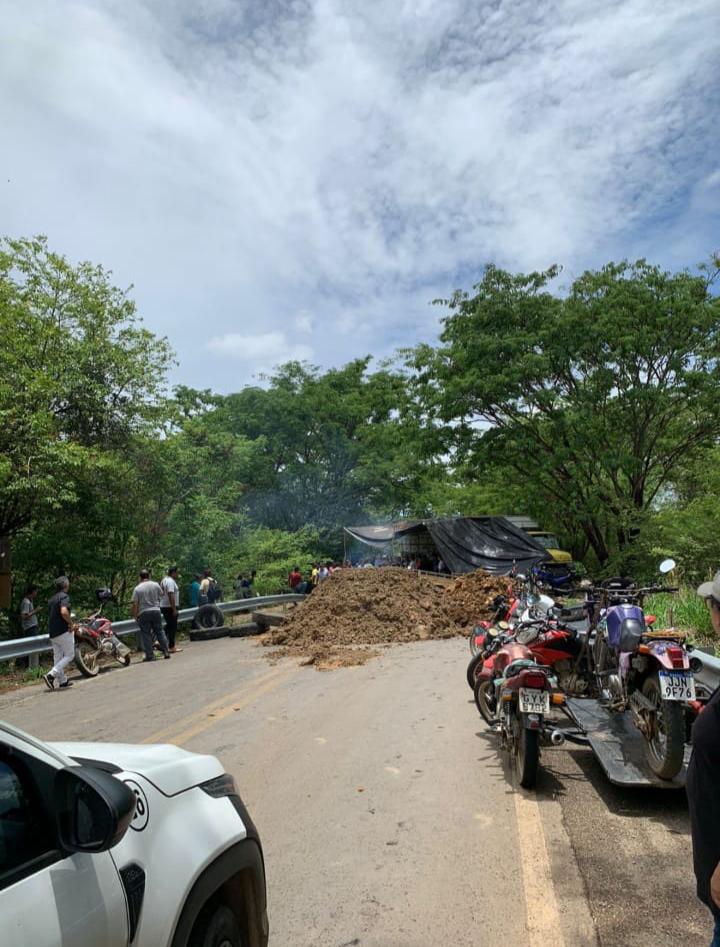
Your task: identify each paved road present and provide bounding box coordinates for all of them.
[0,637,710,946]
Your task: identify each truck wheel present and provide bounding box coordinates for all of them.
[516,726,539,789]
[466,651,484,689]
[196,605,225,630]
[189,904,242,947]
[642,675,685,780]
[74,641,100,677]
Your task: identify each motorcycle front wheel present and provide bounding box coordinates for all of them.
[641,675,685,780]
[474,679,496,724]
[466,651,486,689]
[516,723,540,789]
[469,629,481,657]
[74,640,100,677]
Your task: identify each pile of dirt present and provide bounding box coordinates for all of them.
[263,567,508,669]
[443,571,510,628]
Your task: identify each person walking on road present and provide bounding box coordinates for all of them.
[160,566,182,654]
[19,585,40,670]
[689,572,720,946]
[131,569,170,662]
[43,576,76,690]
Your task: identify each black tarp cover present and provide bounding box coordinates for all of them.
[345,516,546,575]
[426,517,547,575]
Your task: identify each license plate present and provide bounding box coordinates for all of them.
[658,671,696,701]
[519,689,550,715]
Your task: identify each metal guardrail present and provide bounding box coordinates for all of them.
[0,594,305,664]
[692,648,720,693]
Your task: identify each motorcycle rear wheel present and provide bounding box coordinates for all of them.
[516,724,540,789]
[74,641,100,677]
[641,675,685,780]
[474,679,496,724]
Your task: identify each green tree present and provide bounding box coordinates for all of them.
[0,236,173,538]
[409,260,720,567]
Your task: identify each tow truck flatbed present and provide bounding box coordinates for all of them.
[566,697,690,788]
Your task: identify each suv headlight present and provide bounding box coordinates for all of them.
[199,773,238,798]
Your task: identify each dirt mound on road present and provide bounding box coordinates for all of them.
[443,571,510,627]
[263,567,508,669]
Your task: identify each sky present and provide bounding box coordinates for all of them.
[1,0,719,391]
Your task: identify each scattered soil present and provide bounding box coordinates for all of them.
[263,567,509,669]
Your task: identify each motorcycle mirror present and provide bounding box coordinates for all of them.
[659,558,676,575]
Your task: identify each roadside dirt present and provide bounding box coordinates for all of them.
[264,567,508,669]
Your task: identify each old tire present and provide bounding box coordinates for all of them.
[189,904,243,947]
[74,641,100,677]
[229,622,261,638]
[466,651,485,689]
[195,604,225,630]
[516,726,540,789]
[474,679,496,724]
[189,627,230,642]
[642,675,685,780]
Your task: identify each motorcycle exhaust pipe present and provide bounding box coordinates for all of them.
[550,729,566,746]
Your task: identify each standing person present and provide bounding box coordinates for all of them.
[43,577,76,690]
[288,566,302,591]
[131,569,170,662]
[199,568,217,605]
[19,585,40,670]
[189,574,201,608]
[689,573,720,945]
[311,563,319,587]
[160,566,182,654]
[189,573,201,629]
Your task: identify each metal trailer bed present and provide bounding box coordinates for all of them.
[565,697,690,788]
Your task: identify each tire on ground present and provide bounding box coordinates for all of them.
[195,604,225,630]
[189,627,230,642]
[229,622,261,638]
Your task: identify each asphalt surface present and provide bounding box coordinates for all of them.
[0,636,711,946]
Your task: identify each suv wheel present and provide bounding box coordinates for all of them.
[189,904,242,947]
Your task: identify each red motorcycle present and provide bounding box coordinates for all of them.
[468,604,591,696]
[485,639,558,788]
[74,588,132,677]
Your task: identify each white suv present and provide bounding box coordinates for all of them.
[0,722,268,947]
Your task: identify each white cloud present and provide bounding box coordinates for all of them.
[294,312,314,334]
[0,0,718,390]
[206,331,314,365]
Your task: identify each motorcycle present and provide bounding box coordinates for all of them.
[74,588,132,678]
[590,559,693,779]
[476,632,559,788]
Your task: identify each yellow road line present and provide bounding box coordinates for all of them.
[142,665,294,746]
[514,789,566,946]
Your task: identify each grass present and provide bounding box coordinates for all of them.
[645,587,717,651]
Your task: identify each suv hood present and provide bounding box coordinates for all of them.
[49,740,224,796]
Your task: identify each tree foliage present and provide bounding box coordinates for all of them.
[409,260,720,567]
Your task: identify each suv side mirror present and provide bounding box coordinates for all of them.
[54,766,137,854]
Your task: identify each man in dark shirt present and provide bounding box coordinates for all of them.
[689,573,720,946]
[43,576,76,690]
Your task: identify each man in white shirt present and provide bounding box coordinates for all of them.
[160,566,182,653]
